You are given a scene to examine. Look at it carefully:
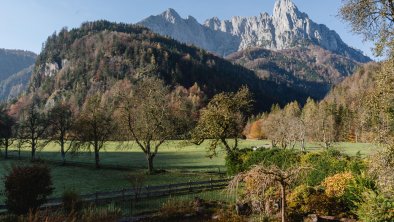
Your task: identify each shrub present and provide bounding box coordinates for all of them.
[243,148,300,170]
[287,185,349,220]
[356,191,394,222]
[226,148,301,175]
[62,189,82,213]
[4,164,53,215]
[225,149,252,175]
[346,152,367,174]
[322,172,354,198]
[300,149,350,186]
[343,172,377,211]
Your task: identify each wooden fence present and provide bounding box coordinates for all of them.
[0,178,230,212]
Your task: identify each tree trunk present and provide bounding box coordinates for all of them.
[31,142,36,161]
[147,155,154,174]
[4,139,9,159]
[94,147,100,169]
[280,183,286,222]
[60,140,66,164]
[220,138,233,155]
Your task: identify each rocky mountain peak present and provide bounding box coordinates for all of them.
[273,0,298,15]
[139,4,371,63]
[161,8,181,23]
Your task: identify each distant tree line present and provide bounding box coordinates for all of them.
[245,59,394,149]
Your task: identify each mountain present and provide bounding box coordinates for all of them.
[323,63,378,108]
[0,49,36,81]
[227,45,361,99]
[26,21,310,112]
[138,0,371,99]
[0,49,36,101]
[138,8,240,57]
[0,66,33,101]
[139,0,370,63]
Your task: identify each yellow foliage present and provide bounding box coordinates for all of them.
[322,172,354,198]
[248,119,265,139]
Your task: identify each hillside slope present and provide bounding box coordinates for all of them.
[28,21,310,112]
[0,65,33,101]
[227,46,361,99]
[0,49,36,101]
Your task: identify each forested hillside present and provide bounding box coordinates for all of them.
[25,20,309,112]
[227,45,361,99]
[243,60,394,147]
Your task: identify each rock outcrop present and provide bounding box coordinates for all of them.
[138,8,239,56]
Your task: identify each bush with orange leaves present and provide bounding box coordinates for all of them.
[321,172,354,198]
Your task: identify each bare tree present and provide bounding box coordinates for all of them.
[263,104,283,148]
[118,77,191,174]
[315,101,337,148]
[72,94,116,168]
[48,102,74,164]
[17,98,49,161]
[0,107,16,159]
[263,102,304,150]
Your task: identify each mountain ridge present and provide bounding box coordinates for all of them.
[24,21,310,113]
[139,0,370,62]
[0,49,36,101]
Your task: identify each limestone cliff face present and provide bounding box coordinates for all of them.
[138,9,239,56]
[139,0,371,62]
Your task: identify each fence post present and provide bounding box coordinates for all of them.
[188,180,192,192]
[210,178,213,191]
[146,185,150,198]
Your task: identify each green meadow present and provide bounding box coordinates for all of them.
[0,139,376,202]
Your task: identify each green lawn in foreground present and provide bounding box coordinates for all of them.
[0,139,376,202]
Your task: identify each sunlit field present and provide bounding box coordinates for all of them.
[4,139,376,168]
[0,139,376,202]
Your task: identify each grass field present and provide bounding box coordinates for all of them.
[0,139,377,203]
[4,139,376,168]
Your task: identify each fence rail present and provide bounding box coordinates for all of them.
[0,178,230,212]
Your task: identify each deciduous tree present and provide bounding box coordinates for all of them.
[17,97,49,160]
[191,86,253,157]
[0,108,16,159]
[48,102,74,163]
[118,77,191,174]
[340,0,394,56]
[72,94,116,168]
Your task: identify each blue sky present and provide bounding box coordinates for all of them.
[0,0,376,59]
